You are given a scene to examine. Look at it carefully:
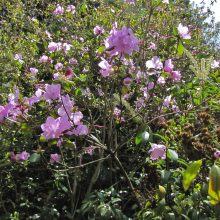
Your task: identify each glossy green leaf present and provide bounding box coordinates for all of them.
[182,160,202,191]
[167,149,178,161]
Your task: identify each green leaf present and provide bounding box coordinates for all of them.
[177,43,184,56]
[208,164,220,205]
[135,132,142,145]
[29,153,41,163]
[161,170,171,184]
[182,160,202,191]
[167,149,178,161]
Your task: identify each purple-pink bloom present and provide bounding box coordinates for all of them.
[50,153,61,164]
[71,124,89,136]
[53,4,64,16]
[148,42,157,50]
[18,151,30,161]
[10,152,17,161]
[211,60,219,69]
[123,77,132,86]
[164,59,174,73]
[163,95,172,107]
[93,25,105,35]
[44,84,61,101]
[157,76,166,85]
[62,43,72,54]
[39,55,49,63]
[65,67,73,79]
[66,5,76,14]
[0,105,8,122]
[105,26,139,57]
[48,42,62,53]
[149,144,166,160]
[146,56,163,69]
[14,53,22,60]
[124,0,135,4]
[69,58,78,65]
[41,116,72,139]
[58,94,74,117]
[214,150,220,159]
[178,23,191,39]
[98,58,112,77]
[171,71,181,82]
[30,67,38,76]
[55,62,63,70]
[72,111,83,125]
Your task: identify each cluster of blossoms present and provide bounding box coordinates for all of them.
[53,4,75,16]
[47,42,72,54]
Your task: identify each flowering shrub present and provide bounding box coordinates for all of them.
[0,0,220,219]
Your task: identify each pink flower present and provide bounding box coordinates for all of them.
[50,153,61,164]
[157,76,166,85]
[146,56,163,69]
[69,58,78,65]
[62,43,72,54]
[58,94,74,117]
[14,53,22,60]
[44,84,61,101]
[98,58,112,77]
[85,146,95,156]
[53,4,64,16]
[163,95,172,107]
[148,42,157,50]
[72,111,83,125]
[147,82,154,90]
[48,42,62,52]
[162,0,169,3]
[171,71,181,82]
[178,23,191,39]
[0,105,8,122]
[105,26,139,57]
[214,150,220,159]
[123,77,132,86]
[39,55,49,63]
[211,60,219,69]
[30,67,38,76]
[164,59,174,73]
[149,144,166,160]
[18,151,30,161]
[10,152,17,161]
[72,124,89,136]
[65,67,73,79]
[55,63,63,70]
[66,5,75,14]
[93,25,105,35]
[41,116,72,139]
[124,0,135,4]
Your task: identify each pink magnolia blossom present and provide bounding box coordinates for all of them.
[66,5,76,14]
[44,84,61,101]
[50,153,61,164]
[41,116,72,139]
[178,23,191,39]
[93,25,105,35]
[149,144,166,160]
[105,26,139,57]
[146,56,163,69]
[164,59,174,73]
[18,151,30,161]
[98,58,112,77]
[53,4,64,16]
